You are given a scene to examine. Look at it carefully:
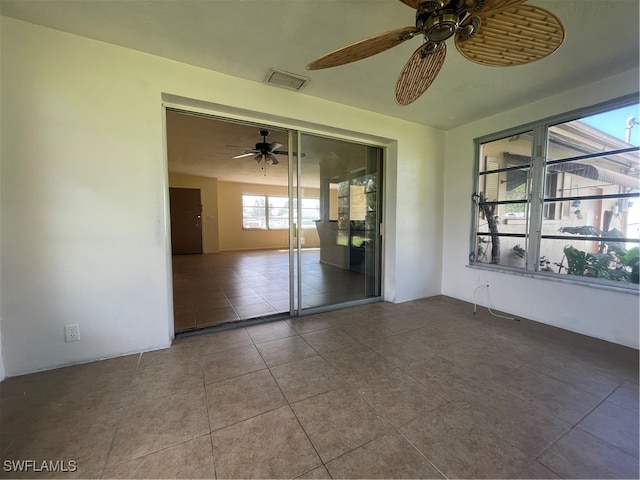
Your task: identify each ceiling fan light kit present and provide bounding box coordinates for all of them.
[306,0,565,105]
[233,130,286,171]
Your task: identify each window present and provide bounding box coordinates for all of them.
[471,96,640,288]
[242,194,320,230]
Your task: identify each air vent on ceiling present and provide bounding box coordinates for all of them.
[264,68,310,91]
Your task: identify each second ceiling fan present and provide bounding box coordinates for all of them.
[233,129,287,167]
[306,0,565,105]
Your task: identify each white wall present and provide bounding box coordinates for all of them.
[442,69,640,349]
[0,17,444,376]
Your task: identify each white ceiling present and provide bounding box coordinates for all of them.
[1,0,638,131]
[166,110,293,186]
[166,110,370,187]
[2,0,638,185]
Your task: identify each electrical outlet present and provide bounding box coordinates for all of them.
[64,324,80,342]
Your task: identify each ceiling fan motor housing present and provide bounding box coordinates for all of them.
[415,0,487,44]
[424,13,459,42]
[416,1,462,43]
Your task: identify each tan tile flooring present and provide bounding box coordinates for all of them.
[172,249,368,332]
[1,296,638,479]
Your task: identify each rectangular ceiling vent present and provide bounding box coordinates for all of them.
[264,68,310,91]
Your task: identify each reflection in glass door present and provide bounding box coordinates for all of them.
[295,132,382,313]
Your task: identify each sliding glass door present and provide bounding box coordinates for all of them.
[293,132,383,314]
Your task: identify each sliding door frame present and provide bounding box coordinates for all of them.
[162,99,389,326]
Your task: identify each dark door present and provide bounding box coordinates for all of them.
[169,187,203,254]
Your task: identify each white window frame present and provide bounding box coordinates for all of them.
[470,94,640,291]
[242,194,320,230]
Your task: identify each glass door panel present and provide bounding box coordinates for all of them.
[296,132,382,312]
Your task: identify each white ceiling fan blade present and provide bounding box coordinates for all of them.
[233,152,257,159]
[269,142,283,150]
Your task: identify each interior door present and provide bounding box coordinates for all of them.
[294,132,383,313]
[169,187,203,254]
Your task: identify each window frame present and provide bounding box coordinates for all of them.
[470,93,640,292]
[241,193,320,230]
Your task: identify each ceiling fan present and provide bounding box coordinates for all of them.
[306,0,565,105]
[232,130,287,167]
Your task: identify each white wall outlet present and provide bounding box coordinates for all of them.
[64,324,80,342]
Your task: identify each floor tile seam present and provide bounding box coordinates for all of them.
[208,401,290,435]
[204,366,272,389]
[291,322,344,336]
[200,367,215,448]
[527,334,630,370]
[297,399,396,466]
[262,297,289,312]
[282,381,349,408]
[103,432,214,471]
[256,289,290,310]
[485,372,602,427]
[101,397,135,472]
[218,287,243,320]
[319,431,400,472]
[282,402,326,474]
[557,375,626,428]
[534,390,637,462]
[449,394,575,461]
[0,437,17,460]
[251,330,304,347]
[522,362,626,400]
[0,401,127,445]
[133,358,205,376]
[203,365,269,388]
[199,341,263,363]
[351,384,416,427]
[262,352,321,370]
[44,368,141,393]
[311,350,372,387]
[125,377,208,404]
[606,385,640,415]
[392,427,450,480]
[295,463,332,480]
[573,425,640,458]
[338,327,371,350]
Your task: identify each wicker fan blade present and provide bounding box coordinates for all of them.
[395,43,446,106]
[307,26,419,70]
[269,141,283,150]
[397,0,423,8]
[477,0,527,15]
[455,5,564,67]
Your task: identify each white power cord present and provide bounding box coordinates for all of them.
[472,284,517,321]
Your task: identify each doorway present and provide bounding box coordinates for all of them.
[165,109,383,332]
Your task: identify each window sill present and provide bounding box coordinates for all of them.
[467,264,639,295]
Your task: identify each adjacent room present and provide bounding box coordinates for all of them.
[166,110,384,331]
[0,0,638,478]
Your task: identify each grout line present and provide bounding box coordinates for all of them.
[534,381,625,461]
[256,345,327,474]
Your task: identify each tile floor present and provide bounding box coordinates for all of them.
[172,249,368,332]
[1,296,638,479]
